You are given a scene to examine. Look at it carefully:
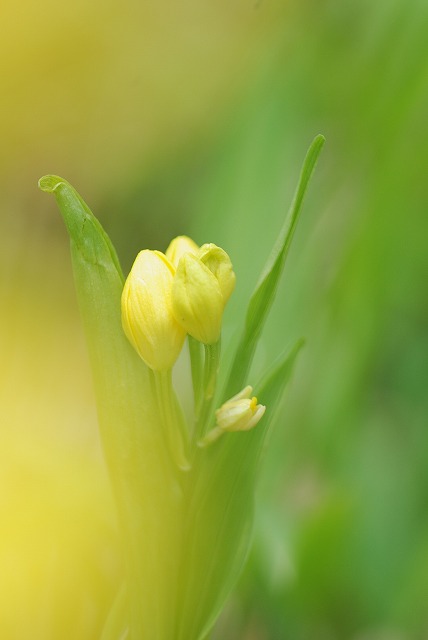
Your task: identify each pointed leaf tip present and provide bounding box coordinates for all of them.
[38,175,67,193]
[37,174,124,278]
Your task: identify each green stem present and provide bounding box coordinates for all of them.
[188,335,203,419]
[193,340,221,447]
[154,369,191,471]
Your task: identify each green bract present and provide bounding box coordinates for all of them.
[39,134,324,640]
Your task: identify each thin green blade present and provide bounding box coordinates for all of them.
[225,134,325,395]
[256,338,305,420]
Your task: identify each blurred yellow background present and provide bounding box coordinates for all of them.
[1,0,428,638]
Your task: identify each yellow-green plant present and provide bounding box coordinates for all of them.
[38,134,324,640]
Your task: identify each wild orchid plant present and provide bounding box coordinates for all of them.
[39,134,324,640]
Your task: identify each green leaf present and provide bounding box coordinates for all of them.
[100,583,128,640]
[39,176,182,640]
[256,337,305,421]
[39,175,123,278]
[177,341,303,640]
[225,134,325,395]
[38,175,157,473]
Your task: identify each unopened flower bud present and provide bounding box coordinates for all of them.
[171,244,235,344]
[165,235,199,268]
[121,250,186,371]
[215,385,265,432]
[172,253,224,344]
[199,385,265,447]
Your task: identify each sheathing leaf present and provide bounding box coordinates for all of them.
[39,176,181,640]
[178,342,303,640]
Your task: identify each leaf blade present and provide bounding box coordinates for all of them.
[39,176,181,639]
[225,134,325,395]
[178,340,303,640]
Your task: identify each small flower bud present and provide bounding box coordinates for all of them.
[121,250,186,371]
[165,235,199,268]
[215,386,266,432]
[199,386,266,447]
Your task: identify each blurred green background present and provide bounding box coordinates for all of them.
[1,0,427,638]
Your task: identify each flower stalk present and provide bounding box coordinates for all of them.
[193,340,221,445]
[153,368,191,471]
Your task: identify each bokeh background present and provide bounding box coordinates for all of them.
[1,1,428,638]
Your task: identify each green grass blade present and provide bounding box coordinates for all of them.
[225,134,325,395]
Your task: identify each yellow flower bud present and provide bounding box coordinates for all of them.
[165,235,199,268]
[199,386,265,447]
[121,250,186,371]
[171,243,235,344]
[215,385,266,432]
[198,243,236,303]
[172,253,224,344]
